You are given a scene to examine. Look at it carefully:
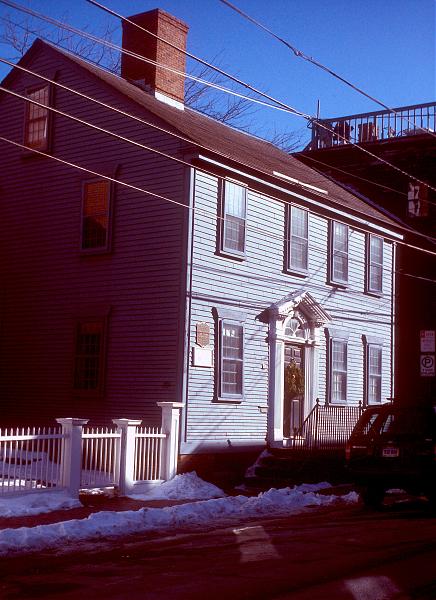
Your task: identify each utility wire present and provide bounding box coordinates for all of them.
[2,0,436,200]
[1,126,436,283]
[0,0,308,118]
[3,54,436,259]
[1,16,435,253]
[0,55,409,240]
[5,63,436,254]
[219,0,436,142]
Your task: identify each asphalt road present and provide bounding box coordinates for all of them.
[1,501,436,599]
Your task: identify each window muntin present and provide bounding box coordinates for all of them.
[367,235,383,294]
[81,180,111,251]
[288,206,308,273]
[24,85,50,150]
[73,320,105,392]
[331,339,347,402]
[330,221,349,284]
[220,321,243,398]
[367,345,382,403]
[222,181,246,256]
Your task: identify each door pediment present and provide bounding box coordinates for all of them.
[269,290,331,328]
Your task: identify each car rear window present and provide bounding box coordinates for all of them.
[377,409,435,436]
[353,411,382,435]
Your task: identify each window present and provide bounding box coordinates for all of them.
[81,180,111,251]
[366,235,383,294]
[220,320,244,400]
[74,320,106,392]
[221,180,246,256]
[288,206,308,273]
[331,340,347,402]
[24,85,50,151]
[365,344,382,404]
[329,221,348,284]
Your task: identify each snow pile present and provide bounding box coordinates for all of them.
[294,482,332,493]
[0,485,358,556]
[130,472,226,500]
[0,491,81,518]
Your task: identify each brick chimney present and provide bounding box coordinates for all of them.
[121,9,189,109]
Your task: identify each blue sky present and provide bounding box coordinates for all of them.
[0,0,435,145]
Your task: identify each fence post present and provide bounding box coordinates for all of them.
[56,418,89,499]
[112,419,142,496]
[157,402,184,481]
[313,398,320,450]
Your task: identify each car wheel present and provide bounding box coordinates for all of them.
[362,485,385,509]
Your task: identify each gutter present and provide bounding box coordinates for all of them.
[196,154,404,241]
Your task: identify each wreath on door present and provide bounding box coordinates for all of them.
[284,360,304,400]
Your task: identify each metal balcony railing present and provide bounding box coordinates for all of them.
[310,101,436,150]
[291,399,365,452]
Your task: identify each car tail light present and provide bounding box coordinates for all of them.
[345,442,351,461]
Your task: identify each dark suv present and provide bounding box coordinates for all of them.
[345,403,436,508]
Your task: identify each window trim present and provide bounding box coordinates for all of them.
[329,221,349,286]
[214,307,246,403]
[73,317,107,396]
[23,83,52,153]
[219,179,247,259]
[286,205,309,275]
[326,328,349,404]
[363,335,383,405]
[80,179,113,254]
[366,234,383,295]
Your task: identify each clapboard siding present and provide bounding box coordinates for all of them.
[185,170,394,445]
[0,48,190,425]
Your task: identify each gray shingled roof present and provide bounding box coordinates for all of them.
[16,40,401,230]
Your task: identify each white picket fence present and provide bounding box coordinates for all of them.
[0,402,183,498]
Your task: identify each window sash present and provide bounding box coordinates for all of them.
[331,340,347,402]
[81,180,111,251]
[220,321,243,398]
[288,206,308,272]
[25,86,49,150]
[367,345,382,403]
[222,181,246,255]
[331,222,349,283]
[368,235,383,293]
[74,321,105,391]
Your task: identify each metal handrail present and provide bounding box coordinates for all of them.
[291,399,364,451]
[310,101,436,149]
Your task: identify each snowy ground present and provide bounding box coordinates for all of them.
[0,472,358,556]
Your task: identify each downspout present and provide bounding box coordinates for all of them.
[180,166,196,448]
[391,242,397,400]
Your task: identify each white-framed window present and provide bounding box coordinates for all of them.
[24,84,50,151]
[81,180,112,252]
[326,328,349,403]
[288,206,308,273]
[363,336,383,404]
[366,234,383,294]
[221,180,246,257]
[220,320,244,399]
[214,307,246,402]
[329,221,349,285]
[331,340,347,402]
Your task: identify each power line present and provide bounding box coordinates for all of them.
[0,0,307,118]
[300,151,436,216]
[4,55,436,261]
[1,129,435,289]
[1,48,435,255]
[2,0,436,200]
[219,0,436,143]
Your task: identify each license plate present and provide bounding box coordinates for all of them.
[382,447,399,457]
